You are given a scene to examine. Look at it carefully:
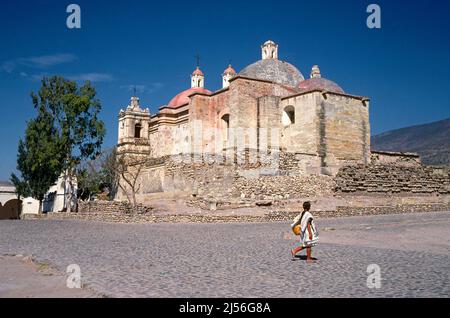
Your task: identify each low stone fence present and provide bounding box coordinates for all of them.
[22,200,450,224]
[78,200,153,214]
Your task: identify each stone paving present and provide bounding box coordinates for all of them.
[0,212,449,297]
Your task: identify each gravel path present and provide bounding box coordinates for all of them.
[0,212,449,297]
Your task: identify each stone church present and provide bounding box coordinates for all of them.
[117,40,372,201]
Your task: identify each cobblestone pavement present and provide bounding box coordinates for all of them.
[0,212,449,297]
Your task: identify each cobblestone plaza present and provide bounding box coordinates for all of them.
[1,212,449,297]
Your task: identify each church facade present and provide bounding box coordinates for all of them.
[117,40,371,200]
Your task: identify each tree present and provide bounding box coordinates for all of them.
[99,147,120,200]
[10,173,31,200]
[9,173,31,218]
[115,154,146,207]
[76,161,102,201]
[76,147,121,202]
[31,76,106,212]
[13,110,64,213]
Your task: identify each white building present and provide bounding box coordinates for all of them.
[0,181,16,205]
[0,174,76,217]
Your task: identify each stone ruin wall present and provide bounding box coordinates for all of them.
[127,152,336,205]
[335,152,450,195]
[119,149,449,210]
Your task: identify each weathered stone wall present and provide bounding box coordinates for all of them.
[23,201,450,224]
[335,163,450,194]
[149,120,190,158]
[281,93,319,156]
[117,152,337,205]
[78,200,153,214]
[280,92,370,176]
[232,174,335,200]
[320,94,370,173]
[371,151,421,167]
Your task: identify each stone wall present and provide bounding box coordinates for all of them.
[78,200,153,214]
[335,163,450,194]
[161,154,336,201]
[232,174,335,200]
[118,150,450,209]
[321,94,370,165]
[371,151,421,167]
[23,201,450,224]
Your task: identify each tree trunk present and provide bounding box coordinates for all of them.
[65,172,78,213]
[38,200,43,215]
[132,191,137,208]
[66,174,73,213]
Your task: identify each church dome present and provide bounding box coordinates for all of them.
[239,40,305,87]
[298,65,344,94]
[239,59,304,87]
[167,87,212,108]
[298,77,344,94]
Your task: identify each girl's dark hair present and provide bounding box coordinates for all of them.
[303,201,311,211]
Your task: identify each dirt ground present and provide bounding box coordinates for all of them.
[0,255,98,298]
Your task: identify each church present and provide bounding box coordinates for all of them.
[116,40,371,200]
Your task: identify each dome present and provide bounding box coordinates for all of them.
[263,40,276,46]
[192,67,204,76]
[239,59,305,87]
[298,66,344,94]
[298,77,344,94]
[167,87,212,108]
[223,64,236,75]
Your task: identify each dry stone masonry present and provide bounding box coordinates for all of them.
[335,164,449,195]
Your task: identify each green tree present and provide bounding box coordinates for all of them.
[9,173,31,218]
[10,173,31,200]
[31,76,106,212]
[13,110,64,213]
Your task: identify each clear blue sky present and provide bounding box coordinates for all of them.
[0,0,449,180]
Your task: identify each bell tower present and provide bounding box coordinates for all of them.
[191,67,205,88]
[222,64,236,88]
[117,95,151,157]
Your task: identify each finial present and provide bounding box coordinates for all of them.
[195,53,200,68]
[311,65,321,78]
[130,96,140,109]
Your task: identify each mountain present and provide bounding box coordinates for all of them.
[371,118,450,166]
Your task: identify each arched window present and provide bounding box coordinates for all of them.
[282,106,295,127]
[221,114,230,142]
[134,123,142,138]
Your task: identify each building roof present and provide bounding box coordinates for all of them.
[239,59,304,87]
[167,87,212,108]
[298,77,345,94]
[0,181,13,187]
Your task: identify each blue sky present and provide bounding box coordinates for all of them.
[0,0,449,180]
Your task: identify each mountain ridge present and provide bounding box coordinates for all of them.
[371,118,450,166]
